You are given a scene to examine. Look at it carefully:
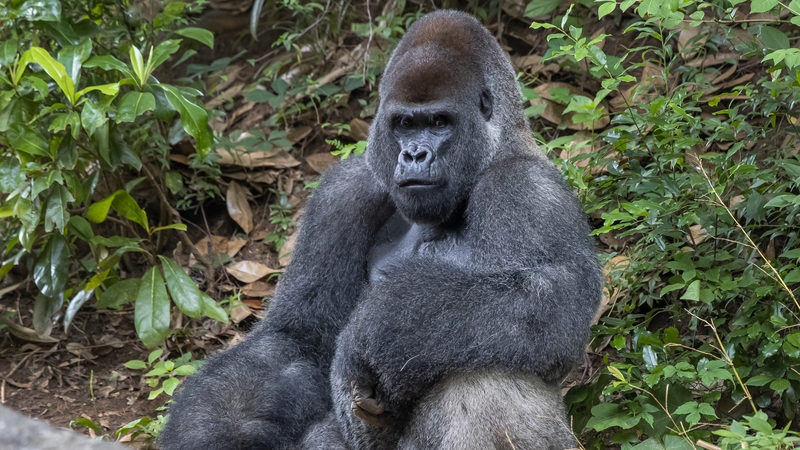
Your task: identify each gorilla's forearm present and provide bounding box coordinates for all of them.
[350,258,601,408]
[263,155,394,363]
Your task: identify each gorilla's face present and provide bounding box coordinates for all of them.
[369,94,492,225]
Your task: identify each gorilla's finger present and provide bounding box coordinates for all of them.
[351,401,390,427]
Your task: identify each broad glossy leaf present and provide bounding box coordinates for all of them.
[0,39,18,67]
[32,293,63,339]
[44,183,74,232]
[175,28,214,49]
[63,288,95,331]
[49,111,81,139]
[12,0,61,22]
[68,215,94,241]
[87,189,148,230]
[33,234,70,297]
[129,46,146,86]
[524,0,560,17]
[116,91,155,123]
[57,40,92,84]
[159,256,203,319]
[76,82,120,100]
[0,157,23,194]
[56,133,78,169]
[160,85,211,156]
[148,40,181,73]
[134,268,170,348]
[201,294,228,323]
[21,47,75,103]
[98,278,141,309]
[80,99,108,137]
[750,0,779,12]
[7,123,50,157]
[83,55,136,79]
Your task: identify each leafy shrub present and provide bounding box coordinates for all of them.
[0,0,227,348]
[530,0,800,447]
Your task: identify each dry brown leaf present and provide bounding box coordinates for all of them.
[195,235,228,256]
[677,26,700,53]
[306,152,338,174]
[230,303,253,323]
[288,126,313,144]
[765,239,776,260]
[349,118,371,141]
[242,281,275,297]
[226,261,283,283]
[250,171,277,184]
[205,82,245,109]
[720,73,754,90]
[685,53,739,67]
[66,342,97,360]
[687,224,708,245]
[279,232,298,267]
[729,195,746,210]
[169,154,190,165]
[226,181,254,234]
[217,147,301,168]
[227,237,248,258]
[502,0,525,18]
[512,55,545,73]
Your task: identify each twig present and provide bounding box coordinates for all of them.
[141,162,213,272]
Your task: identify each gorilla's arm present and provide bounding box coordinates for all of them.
[336,155,602,416]
[159,156,394,450]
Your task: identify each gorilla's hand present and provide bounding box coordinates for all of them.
[350,380,390,427]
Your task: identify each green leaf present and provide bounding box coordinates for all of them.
[7,123,50,157]
[754,25,790,50]
[173,365,197,376]
[83,55,136,79]
[770,378,791,392]
[97,278,141,309]
[681,280,701,301]
[745,375,774,386]
[779,248,800,259]
[598,1,616,18]
[175,28,214,49]
[75,82,120,100]
[165,171,183,194]
[148,40,182,74]
[134,267,171,349]
[57,40,92,85]
[49,111,81,139]
[148,348,164,364]
[524,0,560,17]
[201,294,228,323]
[129,46,146,86]
[151,223,187,233]
[0,38,19,67]
[159,85,212,156]
[33,234,70,297]
[162,377,180,396]
[159,256,204,319]
[0,157,24,193]
[586,402,640,431]
[750,0,779,13]
[32,293,63,338]
[44,183,74,232]
[116,91,155,123]
[87,189,149,230]
[12,0,61,21]
[124,360,148,370]
[64,288,94,331]
[20,47,75,103]
[80,99,108,137]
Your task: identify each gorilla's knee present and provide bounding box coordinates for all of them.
[398,371,576,450]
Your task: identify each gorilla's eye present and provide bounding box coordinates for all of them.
[433,115,448,127]
[399,117,414,128]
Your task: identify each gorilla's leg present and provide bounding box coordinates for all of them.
[159,330,330,450]
[296,413,349,450]
[398,371,576,450]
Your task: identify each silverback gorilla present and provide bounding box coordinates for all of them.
[160,10,602,450]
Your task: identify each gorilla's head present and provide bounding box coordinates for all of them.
[366,10,529,225]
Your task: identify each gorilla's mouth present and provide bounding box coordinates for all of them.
[398,179,439,188]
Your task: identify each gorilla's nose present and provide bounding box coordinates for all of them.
[399,147,434,169]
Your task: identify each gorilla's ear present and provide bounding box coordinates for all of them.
[480,89,493,121]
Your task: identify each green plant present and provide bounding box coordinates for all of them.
[264,189,296,253]
[0,0,227,348]
[125,348,203,400]
[530,0,800,447]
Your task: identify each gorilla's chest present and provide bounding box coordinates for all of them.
[367,213,470,282]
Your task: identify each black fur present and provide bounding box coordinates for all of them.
[160,10,601,450]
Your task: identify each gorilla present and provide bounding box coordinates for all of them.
[159,10,602,450]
